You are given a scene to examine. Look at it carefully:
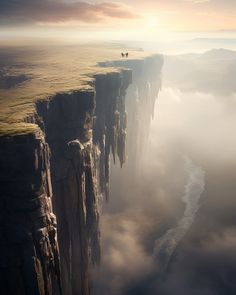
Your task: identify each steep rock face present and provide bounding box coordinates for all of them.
[125,56,163,166]
[0,131,61,295]
[37,90,97,295]
[93,70,132,200]
[99,55,164,168]
[37,69,132,295]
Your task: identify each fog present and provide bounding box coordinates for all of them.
[93,49,236,295]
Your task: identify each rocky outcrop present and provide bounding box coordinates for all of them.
[0,131,61,295]
[0,54,163,295]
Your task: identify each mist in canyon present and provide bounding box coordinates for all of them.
[93,48,236,295]
[1,0,236,294]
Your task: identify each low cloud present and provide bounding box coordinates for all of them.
[92,213,155,295]
[93,80,236,294]
[0,0,139,25]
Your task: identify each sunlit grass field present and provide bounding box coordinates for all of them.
[0,42,150,136]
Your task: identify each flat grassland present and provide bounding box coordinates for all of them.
[0,43,149,136]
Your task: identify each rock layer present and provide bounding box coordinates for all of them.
[0,131,61,295]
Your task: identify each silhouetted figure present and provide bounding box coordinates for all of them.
[121,52,129,58]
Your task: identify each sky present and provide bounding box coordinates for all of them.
[0,0,236,42]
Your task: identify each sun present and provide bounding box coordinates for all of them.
[147,16,158,28]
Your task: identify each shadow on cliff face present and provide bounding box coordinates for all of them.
[93,55,236,295]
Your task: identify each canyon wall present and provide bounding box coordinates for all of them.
[36,69,132,295]
[0,131,61,295]
[99,55,163,169]
[0,54,163,295]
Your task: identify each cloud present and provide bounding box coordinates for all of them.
[92,213,155,295]
[0,0,139,25]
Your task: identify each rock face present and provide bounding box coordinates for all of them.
[125,56,163,167]
[93,71,132,200]
[0,55,163,295]
[36,69,132,295]
[36,89,97,295]
[99,55,164,169]
[0,131,61,295]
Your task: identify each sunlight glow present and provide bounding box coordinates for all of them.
[146,16,158,28]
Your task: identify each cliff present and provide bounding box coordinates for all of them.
[99,55,163,169]
[0,47,163,295]
[36,69,132,295]
[0,131,61,295]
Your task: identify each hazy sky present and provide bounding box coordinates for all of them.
[1,0,236,41]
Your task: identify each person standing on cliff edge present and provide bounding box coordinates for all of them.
[121,52,129,58]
